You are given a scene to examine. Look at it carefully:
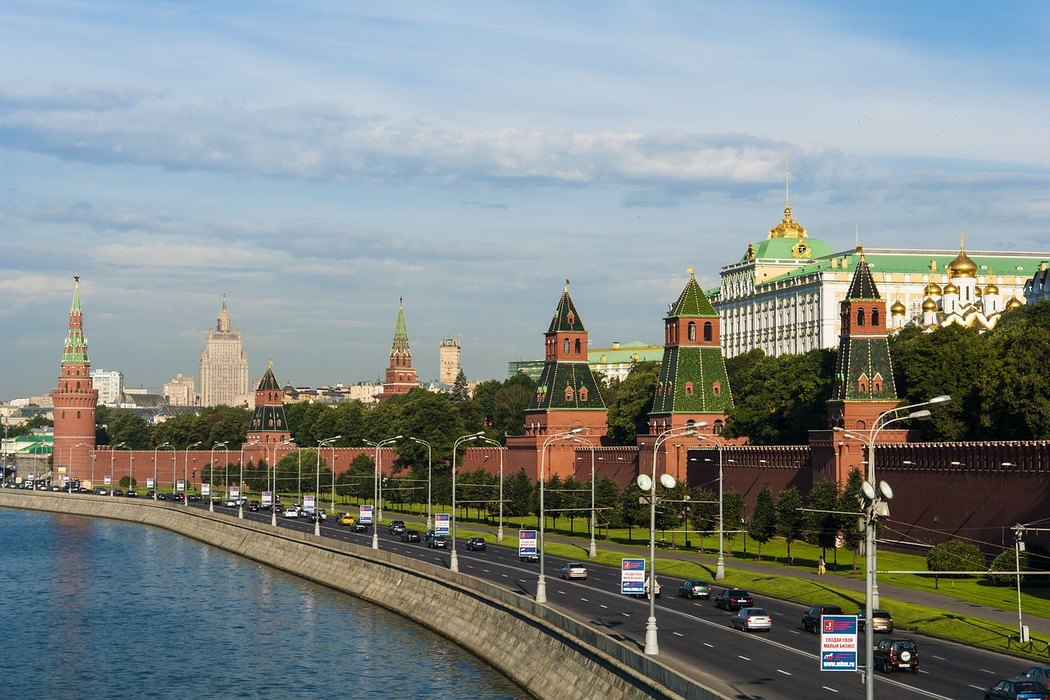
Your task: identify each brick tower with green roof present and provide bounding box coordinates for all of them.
[380,297,418,402]
[247,360,290,448]
[826,248,899,432]
[648,268,734,435]
[52,275,99,485]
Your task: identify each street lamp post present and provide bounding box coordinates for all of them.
[536,428,583,604]
[111,442,129,496]
[476,436,506,542]
[408,437,433,531]
[328,440,339,517]
[643,425,697,655]
[274,438,295,526]
[209,441,228,512]
[691,424,727,581]
[239,441,261,519]
[89,451,96,491]
[315,436,341,536]
[838,394,950,608]
[153,442,172,499]
[450,431,484,573]
[369,436,401,549]
[184,442,202,508]
[68,442,90,492]
[567,435,597,559]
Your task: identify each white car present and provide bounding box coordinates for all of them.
[282,506,301,518]
[731,607,772,632]
[559,562,588,580]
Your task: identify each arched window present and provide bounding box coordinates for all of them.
[857,308,865,326]
[563,339,570,353]
[871,308,880,326]
[704,322,713,342]
[574,338,581,354]
[714,420,724,435]
[579,387,588,402]
[858,379,868,393]
[712,381,722,396]
[567,311,575,325]
[684,381,694,397]
[687,322,696,341]
[565,386,575,401]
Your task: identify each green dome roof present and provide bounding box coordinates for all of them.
[743,236,833,262]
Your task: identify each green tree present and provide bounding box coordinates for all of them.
[775,486,804,564]
[594,475,621,535]
[837,468,866,572]
[107,410,151,449]
[687,486,717,552]
[620,479,648,542]
[747,484,777,560]
[722,491,744,554]
[988,549,1029,586]
[927,538,985,589]
[805,479,841,567]
[472,373,536,437]
[604,361,660,445]
[450,369,470,402]
[504,468,534,527]
[985,302,1050,439]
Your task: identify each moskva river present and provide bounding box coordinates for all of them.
[0,508,527,699]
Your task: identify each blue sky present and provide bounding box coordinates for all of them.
[3,1,1050,400]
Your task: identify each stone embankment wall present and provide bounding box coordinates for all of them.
[0,491,728,700]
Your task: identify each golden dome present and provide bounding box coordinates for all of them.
[1006,296,1023,310]
[943,281,959,295]
[974,286,983,298]
[922,298,938,312]
[924,282,942,296]
[949,247,978,278]
[985,283,999,295]
[768,205,808,239]
[890,300,907,315]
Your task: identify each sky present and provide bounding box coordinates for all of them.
[3,1,1050,400]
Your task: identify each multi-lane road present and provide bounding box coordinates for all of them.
[209,503,1034,699]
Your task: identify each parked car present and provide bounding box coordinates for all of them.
[678,579,711,599]
[714,588,753,611]
[1020,666,1050,689]
[731,607,772,632]
[464,536,486,551]
[338,513,356,526]
[388,520,407,535]
[428,535,449,549]
[857,606,894,633]
[559,562,588,580]
[401,529,422,542]
[802,604,844,633]
[873,637,919,673]
[984,678,1050,699]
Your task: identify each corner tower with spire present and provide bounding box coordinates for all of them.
[380,298,418,401]
[52,276,99,485]
[247,360,290,447]
[826,248,899,432]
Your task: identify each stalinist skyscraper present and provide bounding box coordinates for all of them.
[199,295,249,407]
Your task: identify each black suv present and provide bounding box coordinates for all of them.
[714,588,753,611]
[464,537,486,551]
[873,637,919,673]
[802,604,844,633]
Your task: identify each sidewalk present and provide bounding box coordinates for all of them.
[433,513,1050,642]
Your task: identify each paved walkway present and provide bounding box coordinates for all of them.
[431,514,1050,643]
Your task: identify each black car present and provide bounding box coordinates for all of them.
[401,529,422,543]
[464,537,486,551]
[1021,667,1050,690]
[351,522,370,533]
[125,490,138,497]
[714,588,753,611]
[428,535,449,549]
[873,637,919,673]
[247,500,260,512]
[984,677,1049,699]
[802,604,844,633]
[388,520,407,535]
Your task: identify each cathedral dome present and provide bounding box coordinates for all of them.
[984,283,1000,295]
[922,298,938,312]
[1006,296,1023,310]
[949,249,978,278]
[924,282,942,296]
[890,300,907,315]
[974,286,983,298]
[943,281,959,295]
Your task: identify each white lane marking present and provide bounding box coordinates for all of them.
[980,669,996,674]
[703,642,713,648]
[821,686,838,693]
[932,655,945,661]
[673,632,684,637]
[968,685,984,691]
[621,612,630,617]
[738,655,750,661]
[580,598,588,602]
[777,670,791,676]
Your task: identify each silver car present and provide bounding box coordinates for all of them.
[559,562,588,580]
[731,607,772,632]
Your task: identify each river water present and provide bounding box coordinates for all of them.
[0,508,528,699]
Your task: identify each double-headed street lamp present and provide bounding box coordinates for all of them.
[449,431,484,573]
[476,436,506,542]
[153,442,172,499]
[642,425,697,655]
[408,437,433,531]
[239,440,261,519]
[68,442,91,492]
[184,441,202,508]
[111,442,129,496]
[315,436,342,536]
[209,441,229,512]
[837,394,950,608]
[536,427,584,604]
[367,436,401,549]
[274,438,295,526]
[567,434,597,559]
[691,424,727,581]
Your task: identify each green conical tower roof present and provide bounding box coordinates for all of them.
[667,268,718,318]
[63,275,89,363]
[547,280,586,333]
[391,297,411,357]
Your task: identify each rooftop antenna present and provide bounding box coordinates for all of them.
[856,224,860,248]
[785,147,790,207]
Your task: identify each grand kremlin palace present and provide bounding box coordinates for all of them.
[711,203,1050,359]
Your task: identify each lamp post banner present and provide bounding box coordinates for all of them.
[435,513,450,535]
[518,529,537,559]
[621,558,646,595]
[820,615,858,671]
[202,483,211,496]
[359,504,373,524]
